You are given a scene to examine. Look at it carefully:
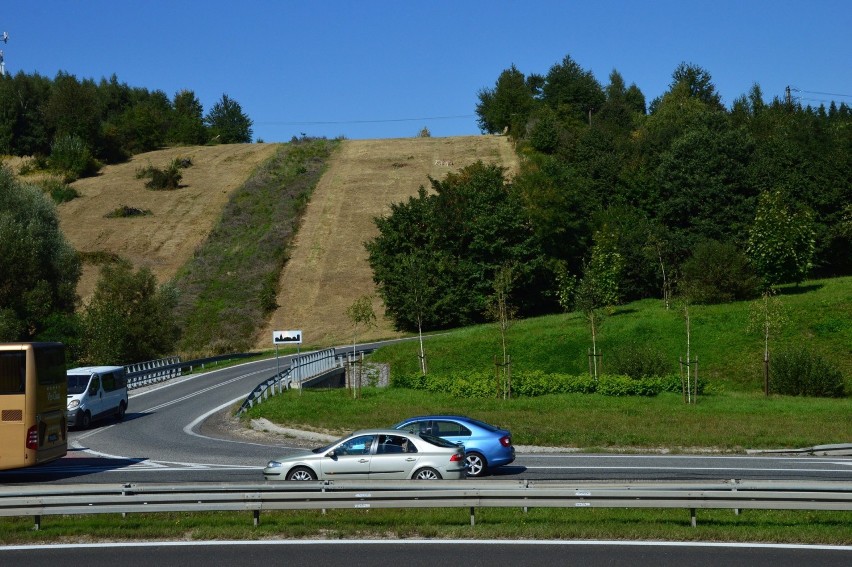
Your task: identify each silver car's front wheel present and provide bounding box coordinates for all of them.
[286,466,317,481]
[413,467,442,480]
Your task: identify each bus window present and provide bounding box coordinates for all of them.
[0,351,26,394]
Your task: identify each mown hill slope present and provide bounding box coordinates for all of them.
[46,135,517,349]
[259,136,519,347]
[56,144,279,304]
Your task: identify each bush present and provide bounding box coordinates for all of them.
[609,342,671,378]
[35,178,79,204]
[680,239,760,304]
[49,134,100,182]
[597,374,662,397]
[136,158,187,190]
[771,347,846,397]
[105,205,151,218]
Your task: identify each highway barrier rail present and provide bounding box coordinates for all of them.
[2,479,849,530]
[125,353,257,390]
[237,348,340,415]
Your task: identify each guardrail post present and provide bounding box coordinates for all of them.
[690,508,696,528]
[33,514,40,531]
[470,507,476,527]
[253,510,260,527]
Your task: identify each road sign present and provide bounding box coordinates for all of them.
[273,330,302,345]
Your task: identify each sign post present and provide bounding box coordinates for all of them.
[272,330,303,392]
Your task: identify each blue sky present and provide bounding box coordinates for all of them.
[3,1,850,142]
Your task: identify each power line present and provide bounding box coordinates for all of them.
[790,88,852,99]
[255,114,475,126]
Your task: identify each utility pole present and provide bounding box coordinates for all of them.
[785,85,792,106]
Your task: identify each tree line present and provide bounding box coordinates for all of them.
[0,71,253,168]
[368,55,851,333]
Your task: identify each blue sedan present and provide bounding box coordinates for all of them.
[393,415,515,476]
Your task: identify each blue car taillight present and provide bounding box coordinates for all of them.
[499,435,512,447]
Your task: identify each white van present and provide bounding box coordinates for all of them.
[66,366,128,429]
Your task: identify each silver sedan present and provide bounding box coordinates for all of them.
[263,429,467,481]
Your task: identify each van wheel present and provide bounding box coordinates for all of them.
[79,411,91,430]
[116,402,127,421]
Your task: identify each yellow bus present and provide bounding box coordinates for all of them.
[0,342,67,470]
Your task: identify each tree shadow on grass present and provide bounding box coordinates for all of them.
[777,283,823,296]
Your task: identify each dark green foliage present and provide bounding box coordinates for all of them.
[49,134,101,181]
[668,62,724,110]
[475,64,539,136]
[771,347,845,398]
[33,177,80,204]
[391,370,662,398]
[367,162,553,331]
[680,240,760,304]
[542,55,606,123]
[105,205,152,218]
[0,167,81,341]
[609,342,672,379]
[1,71,251,163]
[468,53,850,325]
[205,94,253,144]
[169,90,208,145]
[136,158,187,190]
[81,260,179,365]
[747,190,815,289]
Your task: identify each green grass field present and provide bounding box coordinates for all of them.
[369,276,852,393]
[246,276,851,450]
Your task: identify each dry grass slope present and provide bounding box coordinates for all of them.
[258,135,518,348]
[56,144,280,303]
[14,135,517,351]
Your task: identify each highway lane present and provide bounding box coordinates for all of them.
[2,540,851,567]
[1,356,850,484]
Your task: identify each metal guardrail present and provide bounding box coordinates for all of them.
[124,353,257,390]
[1,480,849,530]
[237,348,340,415]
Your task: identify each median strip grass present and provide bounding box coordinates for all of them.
[1,508,849,545]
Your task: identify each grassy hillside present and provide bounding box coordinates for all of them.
[55,144,280,304]
[258,136,519,348]
[370,276,852,393]
[35,135,517,352]
[247,277,850,450]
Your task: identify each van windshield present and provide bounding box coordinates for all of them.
[67,374,90,395]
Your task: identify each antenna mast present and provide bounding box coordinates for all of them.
[0,31,7,77]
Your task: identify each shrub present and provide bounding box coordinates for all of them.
[597,374,662,397]
[49,134,100,182]
[771,347,846,397]
[105,205,151,218]
[680,239,760,304]
[609,342,672,379]
[36,177,79,204]
[136,158,187,190]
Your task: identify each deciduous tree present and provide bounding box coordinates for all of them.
[0,167,80,341]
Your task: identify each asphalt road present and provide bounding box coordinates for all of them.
[1,540,850,567]
[1,356,851,484]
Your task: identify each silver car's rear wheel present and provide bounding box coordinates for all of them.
[465,452,487,477]
[413,467,442,480]
[286,466,317,481]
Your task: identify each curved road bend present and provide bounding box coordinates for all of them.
[0,355,850,484]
